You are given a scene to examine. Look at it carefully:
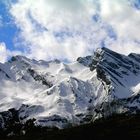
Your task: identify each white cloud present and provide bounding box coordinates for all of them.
[0,42,23,63]
[0,43,8,63]
[100,0,140,40]
[8,0,140,61]
[105,37,140,55]
[9,0,107,61]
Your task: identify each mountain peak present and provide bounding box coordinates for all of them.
[77,47,119,67]
[1,47,140,135]
[9,55,30,63]
[95,47,114,54]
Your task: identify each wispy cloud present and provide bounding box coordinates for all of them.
[0,43,8,63]
[0,42,22,63]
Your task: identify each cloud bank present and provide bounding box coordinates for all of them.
[1,0,140,62]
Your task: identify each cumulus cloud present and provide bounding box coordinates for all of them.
[7,0,140,61]
[100,0,140,40]
[9,0,102,61]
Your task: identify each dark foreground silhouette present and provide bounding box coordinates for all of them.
[2,114,140,140]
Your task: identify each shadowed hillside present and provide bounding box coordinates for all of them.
[3,114,140,140]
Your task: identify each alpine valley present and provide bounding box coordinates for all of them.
[1,47,140,139]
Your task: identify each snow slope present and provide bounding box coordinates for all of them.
[0,47,140,129]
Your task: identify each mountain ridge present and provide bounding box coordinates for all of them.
[1,47,140,136]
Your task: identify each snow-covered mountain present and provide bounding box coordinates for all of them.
[1,47,140,131]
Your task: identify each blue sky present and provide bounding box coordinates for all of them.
[0,1,17,51]
[0,0,140,63]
